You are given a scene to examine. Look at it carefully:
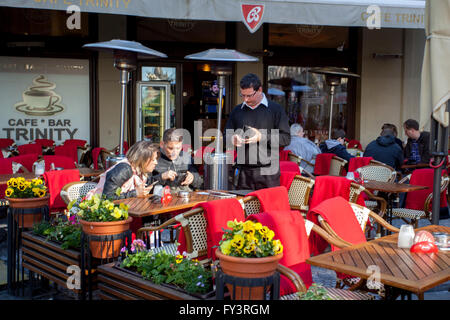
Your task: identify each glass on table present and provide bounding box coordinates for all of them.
[398,224,415,249]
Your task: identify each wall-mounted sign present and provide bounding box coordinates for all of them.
[0,57,90,145]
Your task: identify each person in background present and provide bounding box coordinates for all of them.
[284,123,321,164]
[364,127,404,170]
[319,129,354,162]
[226,73,291,190]
[86,141,160,200]
[151,128,202,192]
[381,123,403,151]
[403,119,431,165]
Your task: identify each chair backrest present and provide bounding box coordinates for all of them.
[60,181,98,205]
[0,138,15,149]
[18,143,42,155]
[356,163,396,183]
[405,169,449,210]
[288,153,314,174]
[329,156,347,176]
[34,139,55,148]
[42,155,77,171]
[287,175,315,214]
[9,154,39,172]
[63,139,88,148]
[55,144,79,164]
[0,158,13,174]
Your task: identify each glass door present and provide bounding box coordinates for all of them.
[136,81,171,143]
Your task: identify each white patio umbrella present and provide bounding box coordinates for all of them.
[419,0,450,224]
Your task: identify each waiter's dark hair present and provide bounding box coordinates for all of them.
[403,119,419,130]
[240,73,261,91]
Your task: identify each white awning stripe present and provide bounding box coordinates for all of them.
[0,0,425,29]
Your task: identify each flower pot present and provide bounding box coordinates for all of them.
[80,217,132,259]
[7,195,49,228]
[215,248,282,300]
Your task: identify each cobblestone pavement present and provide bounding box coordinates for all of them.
[0,215,448,300]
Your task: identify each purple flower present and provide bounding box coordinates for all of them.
[120,246,127,253]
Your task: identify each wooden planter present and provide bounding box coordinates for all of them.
[7,195,49,228]
[97,262,215,300]
[21,231,97,296]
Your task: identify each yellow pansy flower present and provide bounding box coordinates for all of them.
[5,188,13,197]
[273,240,283,255]
[111,207,122,219]
[175,254,183,264]
[17,183,26,191]
[220,240,232,255]
[242,221,255,236]
[243,243,256,254]
[231,234,245,249]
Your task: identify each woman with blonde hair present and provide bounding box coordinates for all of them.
[87,141,160,200]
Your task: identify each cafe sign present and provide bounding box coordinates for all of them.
[0,56,90,145]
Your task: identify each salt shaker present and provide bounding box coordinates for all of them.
[398,225,415,249]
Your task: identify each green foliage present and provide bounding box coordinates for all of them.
[33,217,82,250]
[120,249,212,295]
[68,194,129,222]
[297,283,332,300]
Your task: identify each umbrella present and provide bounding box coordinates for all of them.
[267,87,285,96]
[292,85,313,92]
[419,0,450,224]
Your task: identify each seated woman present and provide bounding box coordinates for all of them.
[86,141,160,200]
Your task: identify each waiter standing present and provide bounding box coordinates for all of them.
[225,73,290,190]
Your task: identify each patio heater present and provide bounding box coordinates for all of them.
[185,49,258,190]
[83,39,167,168]
[308,67,360,139]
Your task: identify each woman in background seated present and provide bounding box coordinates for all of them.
[87,141,160,200]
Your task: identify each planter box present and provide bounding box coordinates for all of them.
[21,231,97,296]
[97,262,215,300]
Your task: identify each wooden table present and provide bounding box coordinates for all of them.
[363,180,428,227]
[306,225,450,300]
[363,180,428,194]
[115,191,240,218]
[0,168,104,184]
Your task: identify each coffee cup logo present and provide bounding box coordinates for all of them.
[15,75,64,116]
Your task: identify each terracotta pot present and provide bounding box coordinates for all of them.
[215,248,282,300]
[7,195,49,228]
[80,217,132,259]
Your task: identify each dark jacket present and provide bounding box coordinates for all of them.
[225,98,290,167]
[404,131,431,164]
[319,139,354,162]
[364,135,404,170]
[151,150,202,190]
[102,162,138,200]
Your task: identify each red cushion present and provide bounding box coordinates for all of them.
[54,145,78,164]
[314,153,334,175]
[248,186,291,212]
[18,143,42,155]
[43,169,80,211]
[405,168,447,210]
[9,154,39,172]
[43,155,77,171]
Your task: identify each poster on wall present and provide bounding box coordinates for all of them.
[0,56,90,146]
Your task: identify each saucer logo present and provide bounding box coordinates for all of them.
[241,3,265,33]
[15,75,64,116]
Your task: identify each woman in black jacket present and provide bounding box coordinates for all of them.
[87,141,160,200]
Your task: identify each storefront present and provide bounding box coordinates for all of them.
[0,1,426,149]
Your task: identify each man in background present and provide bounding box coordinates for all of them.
[284,123,321,165]
[403,119,431,165]
[364,127,404,170]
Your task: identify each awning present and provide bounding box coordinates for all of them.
[2,0,425,29]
